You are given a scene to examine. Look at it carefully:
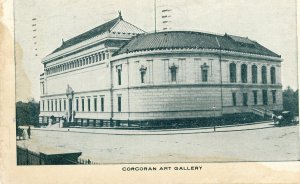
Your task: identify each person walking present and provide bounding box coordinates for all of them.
[27,126,31,139]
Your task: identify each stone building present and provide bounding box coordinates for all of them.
[39,13,283,127]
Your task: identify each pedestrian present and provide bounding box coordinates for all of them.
[27,126,31,139]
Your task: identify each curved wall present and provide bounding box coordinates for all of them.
[111,51,282,121]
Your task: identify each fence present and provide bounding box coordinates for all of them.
[17,146,97,165]
[78,158,99,165]
[17,146,43,165]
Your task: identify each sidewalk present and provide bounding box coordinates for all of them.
[32,120,275,135]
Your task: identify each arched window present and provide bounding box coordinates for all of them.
[252,65,257,83]
[229,63,236,83]
[241,64,247,83]
[262,66,267,84]
[271,67,276,84]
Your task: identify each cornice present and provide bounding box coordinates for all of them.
[111,48,282,63]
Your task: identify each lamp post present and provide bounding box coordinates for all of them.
[212,106,216,132]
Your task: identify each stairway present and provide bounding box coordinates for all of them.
[252,107,273,118]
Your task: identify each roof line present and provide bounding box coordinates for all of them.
[108,18,122,32]
[118,19,147,33]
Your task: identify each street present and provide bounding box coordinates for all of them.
[17,122,299,163]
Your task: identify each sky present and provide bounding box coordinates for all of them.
[14,0,298,102]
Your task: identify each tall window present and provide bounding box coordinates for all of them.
[48,100,49,111]
[94,98,97,111]
[117,65,122,85]
[118,96,122,112]
[262,66,267,84]
[99,53,102,61]
[82,99,85,111]
[140,65,147,84]
[101,97,104,112]
[55,100,57,111]
[59,99,61,111]
[230,63,236,83]
[252,65,257,83]
[232,92,237,106]
[76,99,79,111]
[262,90,268,105]
[272,90,276,103]
[169,64,177,82]
[51,100,53,111]
[241,64,248,83]
[271,67,276,84]
[88,98,91,112]
[253,90,258,105]
[64,99,66,110]
[201,63,209,82]
[243,93,248,106]
[42,100,44,111]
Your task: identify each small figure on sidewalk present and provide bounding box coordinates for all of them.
[27,126,31,139]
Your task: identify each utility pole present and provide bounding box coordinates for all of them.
[154,0,157,33]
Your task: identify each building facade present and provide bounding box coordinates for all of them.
[39,14,283,127]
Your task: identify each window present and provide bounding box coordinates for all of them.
[42,100,44,111]
[241,64,247,83]
[262,66,267,84]
[118,96,122,112]
[76,99,79,111]
[169,64,177,82]
[271,67,276,84]
[59,99,61,111]
[140,65,147,83]
[55,100,57,111]
[102,53,105,60]
[101,97,104,112]
[262,90,268,105]
[64,99,66,110]
[253,91,258,105]
[201,63,209,82]
[47,100,49,111]
[117,65,122,85]
[232,92,237,106]
[202,70,208,82]
[272,90,276,103]
[82,99,85,111]
[252,65,257,83]
[51,100,53,111]
[243,93,248,106]
[141,72,145,83]
[88,98,91,111]
[230,63,236,83]
[94,98,97,111]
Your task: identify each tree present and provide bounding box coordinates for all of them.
[282,86,299,115]
[16,99,40,127]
